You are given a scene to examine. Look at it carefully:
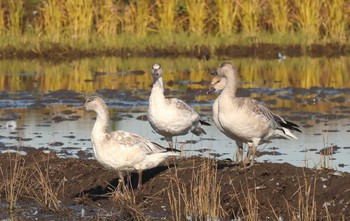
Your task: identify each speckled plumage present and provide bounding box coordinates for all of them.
[147,63,209,149]
[211,63,301,166]
[84,96,178,188]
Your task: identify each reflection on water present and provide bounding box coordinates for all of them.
[0,56,350,171]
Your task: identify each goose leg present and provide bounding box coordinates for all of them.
[137,170,143,189]
[244,142,253,166]
[235,141,244,162]
[250,140,260,166]
[117,170,125,191]
[165,136,173,149]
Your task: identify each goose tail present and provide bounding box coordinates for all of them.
[282,127,298,140]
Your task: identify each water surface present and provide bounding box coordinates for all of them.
[1,56,350,171]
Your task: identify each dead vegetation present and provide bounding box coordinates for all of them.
[0,150,349,220]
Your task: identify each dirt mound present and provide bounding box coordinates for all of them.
[0,149,349,220]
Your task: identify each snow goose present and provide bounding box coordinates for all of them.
[211,62,301,166]
[208,75,244,162]
[83,96,178,188]
[148,63,210,149]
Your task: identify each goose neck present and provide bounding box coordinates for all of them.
[92,107,109,136]
[152,77,164,90]
[222,74,238,97]
[150,77,165,100]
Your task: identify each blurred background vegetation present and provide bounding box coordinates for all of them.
[0,0,349,57]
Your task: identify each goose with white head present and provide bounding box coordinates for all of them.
[148,63,210,149]
[212,62,301,166]
[83,96,178,189]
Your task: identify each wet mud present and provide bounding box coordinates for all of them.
[0,150,349,220]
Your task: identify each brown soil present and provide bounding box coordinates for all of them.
[0,43,349,61]
[0,149,349,220]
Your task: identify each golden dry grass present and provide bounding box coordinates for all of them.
[0,152,28,211]
[25,156,65,213]
[0,0,348,51]
[167,158,225,220]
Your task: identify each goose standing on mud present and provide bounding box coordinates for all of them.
[208,75,244,162]
[211,62,301,166]
[83,96,178,189]
[148,63,210,149]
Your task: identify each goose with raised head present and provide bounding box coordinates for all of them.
[83,96,179,188]
[208,75,244,162]
[211,62,301,166]
[148,63,210,149]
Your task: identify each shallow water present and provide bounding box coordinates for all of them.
[0,56,350,172]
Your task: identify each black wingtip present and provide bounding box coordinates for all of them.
[285,120,302,133]
[166,148,181,152]
[199,120,211,126]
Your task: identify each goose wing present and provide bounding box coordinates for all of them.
[248,99,281,128]
[168,98,199,116]
[110,131,166,154]
[248,99,301,132]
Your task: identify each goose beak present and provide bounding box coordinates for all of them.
[207,86,215,94]
[78,104,86,110]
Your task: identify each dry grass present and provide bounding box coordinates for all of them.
[268,0,290,34]
[156,0,178,34]
[7,0,24,37]
[0,152,28,211]
[110,175,146,221]
[229,175,260,220]
[237,0,261,36]
[167,158,225,220]
[185,0,208,35]
[0,0,348,53]
[94,0,121,37]
[25,155,65,213]
[323,0,348,43]
[284,171,333,221]
[215,0,238,36]
[123,0,152,38]
[293,0,324,43]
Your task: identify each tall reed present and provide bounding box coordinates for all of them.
[268,0,290,34]
[0,0,348,50]
[123,0,152,37]
[156,0,178,34]
[65,0,94,41]
[40,0,64,42]
[215,0,238,36]
[237,0,261,35]
[7,0,24,37]
[94,0,121,37]
[293,0,324,43]
[0,1,7,33]
[323,0,348,43]
[185,0,208,35]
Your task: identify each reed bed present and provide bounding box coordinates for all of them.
[25,156,65,213]
[0,152,28,211]
[167,158,225,220]
[0,0,348,54]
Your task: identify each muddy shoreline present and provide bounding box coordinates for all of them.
[0,43,349,61]
[0,148,349,220]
